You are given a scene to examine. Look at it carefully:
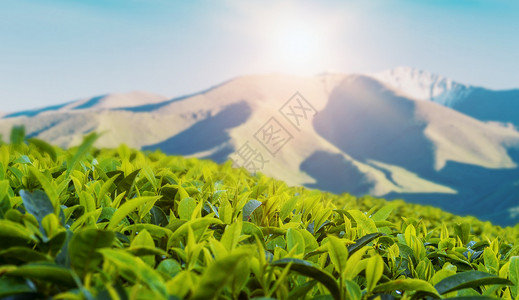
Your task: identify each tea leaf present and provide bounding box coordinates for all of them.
[6,263,76,287]
[27,138,57,161]
[287,280,317,300]
[108,196,161,229]
[434,271,514,295]
[10,126,25,145]
[0,219,38,242]
[116,169,141,194]
[0,276,35,297]
[97,173,120,206]
[327,236,348,274]
[349,210,377,234]
[371,205,394,222]
[510,256,519,299]
[286,228,305,256]
[26,167,60,214]
[100,249,167,298]
[20,189,56,236]
[191,252,249,300]
[0,247,51,263]
[178,197,197,220]
[347,232,383,254]
[69,229,115,277]
[242,199,262,221]
[365,255,384,292]
[221,220,242,251]
[271,258,340,300]
[66,132,99,177]
[454,222,471,245]
[344,280,361,300]
[373,278,440,298]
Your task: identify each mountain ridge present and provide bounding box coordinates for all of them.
[5,67,518,119]
[369,66,473,106]
[1,69,518,225]
[3,91,167,118]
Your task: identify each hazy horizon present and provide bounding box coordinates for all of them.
[1,0,518,112]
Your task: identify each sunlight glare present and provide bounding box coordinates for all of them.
[273,22,326,74]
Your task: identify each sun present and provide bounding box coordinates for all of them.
[272,22,327,74]
[278,27,319,62]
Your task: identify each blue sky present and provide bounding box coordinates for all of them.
[1,0,518,112]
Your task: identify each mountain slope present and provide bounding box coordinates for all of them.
[1,72,518,225]
[370,67,519,128]
[452,87,519,128]
[3,91,167,118]
[314,75,518,172]
[312,75,519,223]
[369,67,472,106]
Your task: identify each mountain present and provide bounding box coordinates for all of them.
[450,88,519,129]
[371,67,519,129]
[1,70,518,225]
[3,91,167,118]
[311,75,519,222]
[369,66,472,106]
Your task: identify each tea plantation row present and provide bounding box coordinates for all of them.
[0,132,518,299]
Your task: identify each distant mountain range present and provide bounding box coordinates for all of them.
[2,68,518,226]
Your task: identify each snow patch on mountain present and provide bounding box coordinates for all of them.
[369,67,473,107]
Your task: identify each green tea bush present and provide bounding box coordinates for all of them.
[0,131,518,299]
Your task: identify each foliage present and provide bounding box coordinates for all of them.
[0,130,518,299]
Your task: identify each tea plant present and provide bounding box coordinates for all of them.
[0,128,518,299]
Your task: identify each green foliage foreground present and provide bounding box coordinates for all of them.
[0,132,518,299]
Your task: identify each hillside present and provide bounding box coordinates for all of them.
[3,91,168,118]
[369,67,472,106]
[371,67,519,128]
[0,134,518,299]
[1,70,518,225]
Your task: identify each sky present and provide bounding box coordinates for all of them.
[1,0,518,112]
